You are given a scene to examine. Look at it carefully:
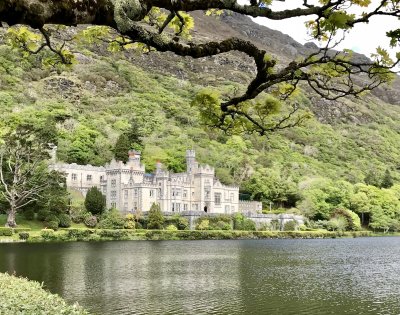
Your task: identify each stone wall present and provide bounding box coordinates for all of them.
[145,211,304,230]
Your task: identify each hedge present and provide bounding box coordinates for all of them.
[0,227,13,236]
[25,228,371,243]
[0,273,89,314]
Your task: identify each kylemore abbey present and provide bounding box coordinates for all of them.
[51,149,262,214]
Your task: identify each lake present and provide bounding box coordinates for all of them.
[1,238,400,314]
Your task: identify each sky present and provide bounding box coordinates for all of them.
[237,0,399,59]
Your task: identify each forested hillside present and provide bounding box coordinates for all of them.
[1,12,400,229]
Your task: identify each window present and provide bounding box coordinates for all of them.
[134,188,138,197]
[72,173,77,181]
[214,193,221,206]
[183,190,187,198]
[111,202,116,208]
[150,190,154,197]
[100,176,104,181]
[230,193,234,202]
[134,202,137,211]
[124,190,128,199]
[87,174,92,182]
[193,204,198,211]
[111,191,117,198]
[172,203,181,212]
[205,189,210,199]
[111,179,116,187]
[158,188,162,197]
[184,203,188,211]
[225,205,230,213]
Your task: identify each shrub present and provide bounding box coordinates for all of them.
[124,220,135,229]
[177,217,189,230]
[84,215,98,228]
[40,229,55,240]
[0,273,89,314]
[214,220,232,230]
[23,209,35,220]
[283,220,298,231]
[331,208,361,231]
[19,232,30,240]
[243,219,256,231]
[0,227,13,236]
[98,229,128,239]
[124,214,135,229]
[67,229,93,240]
[58,214,72,228]
[98,208,124,229]
[257,223,272,231]
[136,221,143,229]
[70,206,88,224]
[45,214,60,225]
[196,219,210,230]
[37,209,50,221]
[47,221,59,231]
[84,186,106,215]
[270,219,280,231]
[233,213,245,230]
[327,216,348,232]
[147,203,164,229]
[166,224,178,231]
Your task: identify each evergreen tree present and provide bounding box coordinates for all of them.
[113,118,145,162]
[84,187,106,215]
[381,169,394,189]
[147,203,164,229]
[114,133,131,162]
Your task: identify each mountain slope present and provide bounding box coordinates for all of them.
[1,11,400,210]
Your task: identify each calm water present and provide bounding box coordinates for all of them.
[1,238,400,314]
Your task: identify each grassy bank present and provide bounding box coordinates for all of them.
[0,228,373,243]
[0,272,89,314]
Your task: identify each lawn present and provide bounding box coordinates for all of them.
[0,214,45,230]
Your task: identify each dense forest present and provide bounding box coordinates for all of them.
[1,11,400,231]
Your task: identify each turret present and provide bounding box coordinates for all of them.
[186,150,197,174]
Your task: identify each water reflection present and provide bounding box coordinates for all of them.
[1,238,400,314]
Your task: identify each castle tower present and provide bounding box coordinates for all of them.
[128,150,141,165]
[186,150,197,174]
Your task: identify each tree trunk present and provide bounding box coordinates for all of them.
[6,209,16,228]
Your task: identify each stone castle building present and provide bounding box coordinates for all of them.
[51,150,262,214]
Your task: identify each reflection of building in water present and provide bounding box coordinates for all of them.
[51,149,262,214]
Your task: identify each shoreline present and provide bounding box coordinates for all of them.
[0,229,375,243]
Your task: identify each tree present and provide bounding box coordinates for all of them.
[381,169,394,189]
[364,170,381,187]
[147,203,164,229]
[114,119,145,162]
[84,186,106,215]
[0,124,57,227]
[114,133,131,162]
[1,0,399,135]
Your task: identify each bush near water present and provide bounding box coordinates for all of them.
[0,273,89,315]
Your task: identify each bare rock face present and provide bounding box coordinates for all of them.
[307,96,372,125]
[43,76,81,101]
